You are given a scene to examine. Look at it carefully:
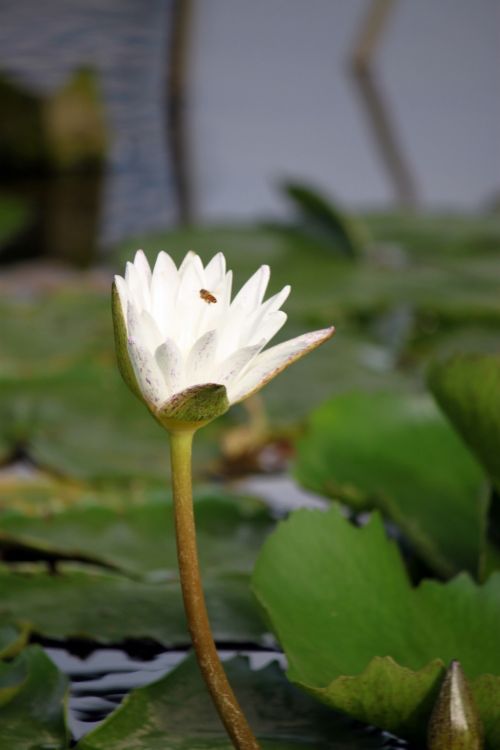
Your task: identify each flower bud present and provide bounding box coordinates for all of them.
[112,250,334,431]
[428,660,483,750]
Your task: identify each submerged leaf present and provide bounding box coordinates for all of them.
[76,654,385,749]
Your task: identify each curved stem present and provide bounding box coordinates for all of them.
[169,429,261,750]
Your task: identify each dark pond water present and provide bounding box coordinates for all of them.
[43,641,408,748]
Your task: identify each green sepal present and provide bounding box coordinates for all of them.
[111,282,142,401]
[428,660,484,750]
[156,383,230,429]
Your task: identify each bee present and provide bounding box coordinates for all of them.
[199,288,217,304]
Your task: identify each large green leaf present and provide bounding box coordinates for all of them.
[77,654,385,750]
[0,494,273,578]
[294,391,487,578]
[0,646,69,750]
[429,353,500,490]
[252,507,500,746]
[0,564,262,645]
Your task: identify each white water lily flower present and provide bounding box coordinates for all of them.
[112,250,334,426]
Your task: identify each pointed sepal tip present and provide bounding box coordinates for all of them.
[428,660,483,750]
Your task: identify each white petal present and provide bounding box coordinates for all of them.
[125,261,149,311]
[223,271,233,306]
[127,338,169,407]
[175,259,210,349]
[153,251,178,280]
[205,252,226,289]
[216,303,248,359]
[139,310,163,353]
[151,254,179,338]
[114,275,128,313]
[179,251,204,283]
[247,310,287,347]
[185,330,218,386]
[133,249,152,286]
[215,341,264,385]
[260,285,291,315]
[231,265,270,310]
[155,338,184,395]
[126,301,140,339]
[227,327,335,404]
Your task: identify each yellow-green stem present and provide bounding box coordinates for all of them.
[169,429,261,750]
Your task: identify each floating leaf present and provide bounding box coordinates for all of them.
[294,391,487,578]
[0,365,223,481]
[77,654,385,750]
[429,354,500,490]
[0,623,30,660]
[253,507,500,746]
[0,493,273,578]
[0,645,68,749]
[0,564,263,645]
[364,211,500,257]
[0,292,111,379]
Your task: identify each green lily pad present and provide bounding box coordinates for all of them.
[0,624,31,660]
[294,391,487,578]
[0,365,223,481]
[364,211,500,257]
[76,654,385,750]
[0,564,263,645]
[0,493,274,578]
[429,353,500,490]
[253,507,500,746]
[0,292,111,379]
[0,645,68,750]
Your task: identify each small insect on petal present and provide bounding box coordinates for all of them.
[200,289,217,304]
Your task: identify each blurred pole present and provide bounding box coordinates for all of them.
[167,0,193,224]
[349,0,419,209]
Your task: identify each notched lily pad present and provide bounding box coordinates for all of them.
[253,507,500,746]
[294,391,487,578]
[0,564,263,646]
[0,493,274,578]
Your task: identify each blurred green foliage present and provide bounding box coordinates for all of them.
[1,207,500,747]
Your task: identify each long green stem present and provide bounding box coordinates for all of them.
[169,429,261,750]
